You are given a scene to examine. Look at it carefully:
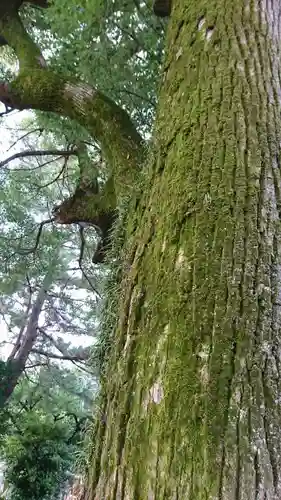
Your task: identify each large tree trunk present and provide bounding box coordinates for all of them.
[87,0,281,498]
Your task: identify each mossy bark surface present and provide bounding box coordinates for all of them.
[88,0,281,498]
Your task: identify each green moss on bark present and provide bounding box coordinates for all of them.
[88,0,281,498]
[9,69,145,198]
[0,12,45,69]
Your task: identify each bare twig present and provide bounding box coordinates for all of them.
[0,148,77,168]
[117,87,156,107]
[10,156,64,172]
[17,217,55,255]
[6,128,44,152]
[36,154,69,189]
[72,359,96,376]
[31,348,88,362]
[25,362,48,369]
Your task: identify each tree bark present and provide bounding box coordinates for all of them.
[87,0,281,498]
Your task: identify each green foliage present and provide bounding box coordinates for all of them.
[3,413,72,500]
[90,193,131,375]
[0,360,7,378]
[22,0,165,136]
[0,366,94,499]
[0,407,9,442]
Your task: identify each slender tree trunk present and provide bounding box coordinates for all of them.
[88,0,281,498]
[0,272,52,408]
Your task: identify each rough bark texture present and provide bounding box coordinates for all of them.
[88,0,281,498]
[53,144,117,263]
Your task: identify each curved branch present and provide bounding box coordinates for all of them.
[0,72,145,195]
[0,0,145,197]
[16,217,55,256]
[0,107,14,117]
[0,9,144,189]
[7,127,43,151]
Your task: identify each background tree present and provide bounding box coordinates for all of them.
[0,125,103,406]
[1,398,75,498]
[0,360,96,499]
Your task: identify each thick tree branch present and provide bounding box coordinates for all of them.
[0,73,145,194]
[0,4,144,189]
